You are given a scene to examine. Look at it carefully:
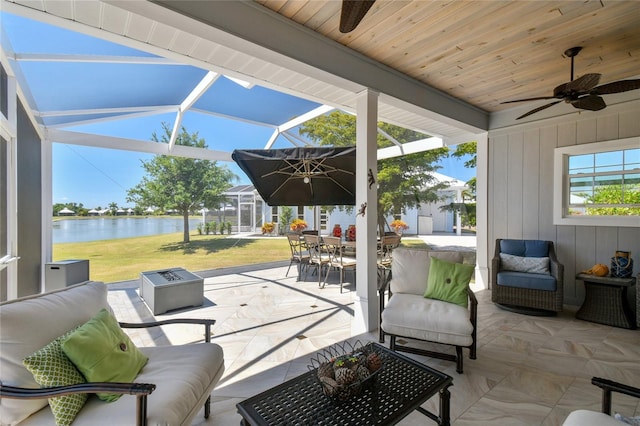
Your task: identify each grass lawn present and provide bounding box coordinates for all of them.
[54,233,427,283]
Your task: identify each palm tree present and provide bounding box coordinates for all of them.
[108,202,118,216]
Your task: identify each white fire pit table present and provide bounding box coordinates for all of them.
[140,267,204,315]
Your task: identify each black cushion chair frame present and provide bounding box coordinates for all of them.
[563,377,640,425]
[491,239,564,315]
[383,287,478,374]
[378,249,478,374]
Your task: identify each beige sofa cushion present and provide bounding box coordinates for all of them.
[381,293,473,347]
[0,281,109,425]
[390,248,463,295]
[563,410,625,426]
[17,343,225,426]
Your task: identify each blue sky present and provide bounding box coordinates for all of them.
[1,11,475,208]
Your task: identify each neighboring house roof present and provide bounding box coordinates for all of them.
[226,185,259,194]
[430,172,469,191]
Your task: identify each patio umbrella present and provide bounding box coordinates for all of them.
[232,147,356,206]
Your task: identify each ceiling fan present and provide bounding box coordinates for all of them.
[339,0,376,33]
[502,46,640,120]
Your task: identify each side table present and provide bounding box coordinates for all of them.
[575,273,636,329]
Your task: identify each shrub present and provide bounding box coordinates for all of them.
[262,222,275,234]
[390,219,409,233]
[290,219,308,232]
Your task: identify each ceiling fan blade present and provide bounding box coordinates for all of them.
[516,100,562,120]
[571,95,606,111]
[564,73,601,93]
[591,79,640,95]
[340,0,376,33]
[501,96,558,104]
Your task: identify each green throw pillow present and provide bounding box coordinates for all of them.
[61,308,148,402]
[23,329,88,426]
[424,256,474,307]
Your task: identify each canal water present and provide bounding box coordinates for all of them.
[52,217,204,243]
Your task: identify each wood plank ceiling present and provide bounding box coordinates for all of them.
[256,0,640,114]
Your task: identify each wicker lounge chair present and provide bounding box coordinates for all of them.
[491,239,564,315]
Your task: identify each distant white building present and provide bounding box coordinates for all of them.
[58,207,75,216]
[213,174,469,235]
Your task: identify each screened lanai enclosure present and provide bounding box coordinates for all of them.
[206,185,266,234]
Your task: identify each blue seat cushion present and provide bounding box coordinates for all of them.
[500,239,549,257]
[496,271,556,291]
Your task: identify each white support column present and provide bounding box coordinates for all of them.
[353,89,379,336]
[2,66,19,299]
[475,132,489,289]
[41,136,53,291]
[236,195,241,233]
[456,188,462,236]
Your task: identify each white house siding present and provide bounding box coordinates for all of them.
[253,172,462,236]
[417,191,458,233]
[488,100,640,307]
[297,203,455,236]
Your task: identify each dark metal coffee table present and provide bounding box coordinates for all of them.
[236,342,453,425]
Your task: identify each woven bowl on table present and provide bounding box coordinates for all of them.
[308,340,385,402]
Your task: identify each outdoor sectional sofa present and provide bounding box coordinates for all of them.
[0,281,225,425]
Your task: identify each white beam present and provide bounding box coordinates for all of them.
[181,71,220,112]
[280,132,305,147]
[377,128,402,147]
[264,130,280,149]
[45,107,178,129]
[13,53,181,65]
[46,129,232,161]
[168,110,184,151]
[36,105,177,118]
[281,130,314,147]
[169,71,219,149]
[377,137,445,160]
[277,105,334,133]
[226,76,254,89]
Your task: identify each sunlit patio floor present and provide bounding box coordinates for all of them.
[107,260,639,425]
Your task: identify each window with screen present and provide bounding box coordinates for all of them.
[554,137,640,226]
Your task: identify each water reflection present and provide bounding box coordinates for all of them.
[53,217,203,243]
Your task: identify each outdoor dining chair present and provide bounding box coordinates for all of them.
[377,234,401,268]
[286,233,310,280]
[303,234,331,287]
[322,236,357,293]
